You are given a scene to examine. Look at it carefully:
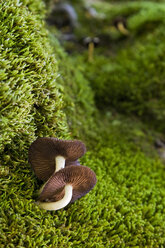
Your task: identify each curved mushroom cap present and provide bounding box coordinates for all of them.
[38,165,97,203]
[28,137,86,181]
[93,37,100,46]
[83,36,92,46]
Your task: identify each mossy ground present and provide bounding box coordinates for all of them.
[0,0,165,247]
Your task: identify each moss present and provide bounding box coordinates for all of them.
[1,130,165,247]
[0,0,69,153]
[1,0,165,247]
[47,32,97,141]
[76,2,165,132]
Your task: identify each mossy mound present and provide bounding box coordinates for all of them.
[0,0,69,153]
[0,0,165,247]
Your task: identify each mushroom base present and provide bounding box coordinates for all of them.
[37,184,73,211]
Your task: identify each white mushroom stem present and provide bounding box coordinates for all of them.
[39,155,66,194]
[55,155,65,172]
[37,184,73,211]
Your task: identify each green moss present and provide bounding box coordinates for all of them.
[1,132,165,247]
[79,2,165,132]
[47,32,97,140]
[56,1,165,134]
[0,1,165,247]
[0,0,69,153]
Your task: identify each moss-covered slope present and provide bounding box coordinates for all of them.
[47,34,97,140]
[0,1,165,248]
[1,136,165,247]
[0,0,69,152]
[76,1,165,132]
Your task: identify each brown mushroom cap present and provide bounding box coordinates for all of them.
[28,137,86,181]
[38,165,97,203]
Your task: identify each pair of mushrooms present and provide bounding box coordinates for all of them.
[29,137,97,211]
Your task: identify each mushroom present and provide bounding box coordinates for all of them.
[37,165,97,211]
[28,137,86,182]
[83,36,100,62]
[113,17,129,35]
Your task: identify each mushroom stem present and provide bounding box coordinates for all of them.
[39,156,66,195]
[88,42,94,62]
[37,184,73,211]
[55,155,65,172]
[117,22,129,35]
